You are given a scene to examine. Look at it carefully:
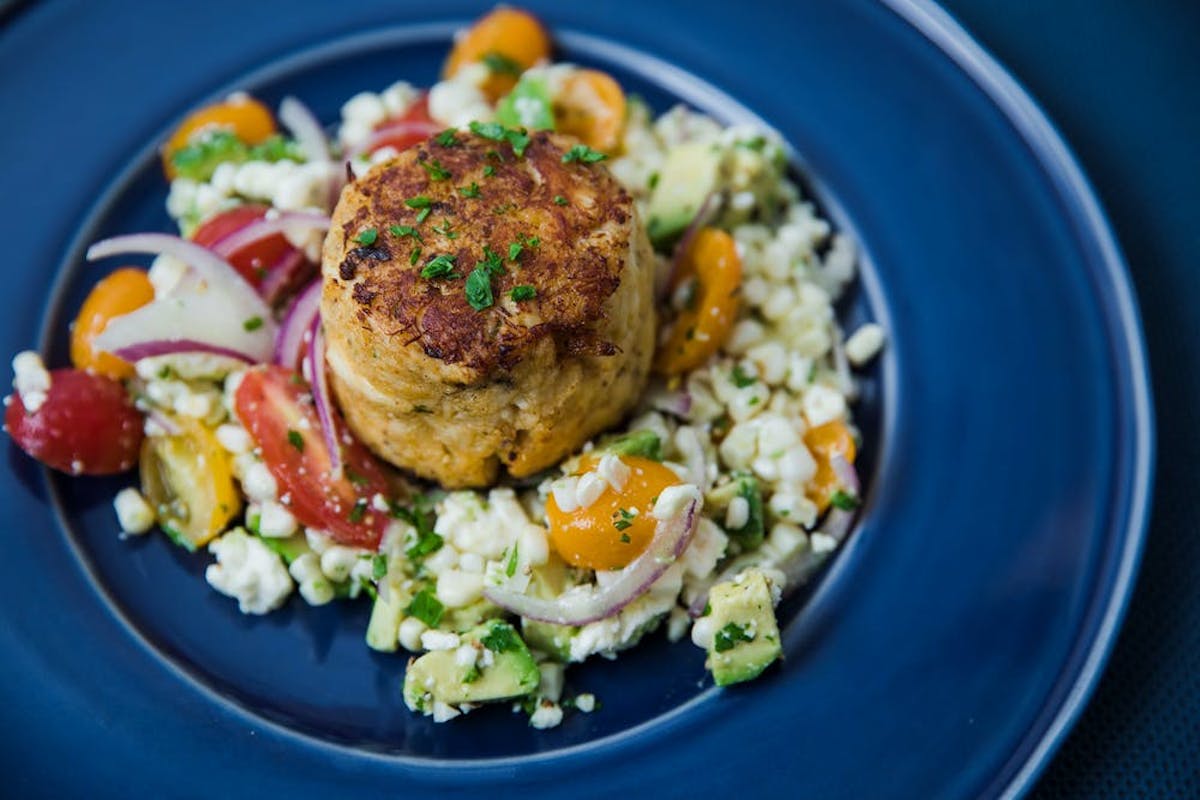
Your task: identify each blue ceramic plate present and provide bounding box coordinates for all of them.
[0,1,1153,797]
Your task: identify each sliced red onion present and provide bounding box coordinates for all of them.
[275,280,321,368]
[88,233,270,320]
[485,497,700,626]
[306,315,343,476]
[649,386,692,418]
[279,96,331,163]
[259,249,312,305]
[94,283,275,364]
[657,192,720,300]
[209,211,330,261]
[145,408,182,436]
[348,120,440,160]
[830,452,860,495]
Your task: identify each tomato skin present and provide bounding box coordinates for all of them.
[554,69,626,153]
[443,8,552,101]
[70,267,156,379]
[803,420,857,512]
[234,366,391,549]
[162,96,276,179]
[191,205,295,288]
[655,228,743,375]
[367,95,439,154]
[5,369,143,475]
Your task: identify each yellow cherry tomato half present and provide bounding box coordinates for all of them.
[161,95,276,179]
[443,7,552,101]
[655,227,743,375]
[554,69,626,153]
[803,420,857,512]
[547,455,682,571]
[70,267,156,379]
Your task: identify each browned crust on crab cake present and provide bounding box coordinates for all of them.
[321,129,656,487]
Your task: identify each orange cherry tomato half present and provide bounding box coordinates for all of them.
[554,69,626,153]
[546,455,682,571]
[70,267,156,379]
[443,7,552,101]
[803,420,857,512]
[655,227,743,375]
[162,96,276,179]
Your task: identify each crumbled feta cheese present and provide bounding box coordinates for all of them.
[431,701,462,723]
[596,452,631,492]
[215,424,252,454]
[147,253,188,297]
[288,552,334,606]
[811,532,838,554]
[538,662,565,703]
[11,351,50,413]
[398,617,427,651]
[428,73,492,127]
[320,545,359,582]
[575,471,607,509]
[113,487,155,535]
[454,643,479,669]
[550,477,580,513]
[205,528,293,614]
[574,693,596,713]
[802,384,847,427]
[681,517,728,579]
[725,496,750,530]
[529,700,564,730]
[240,460,278,503]
[691,615,716,649]
[380,81,420,117]
[436,568,485,608]
[371,493,390,512]
[420,630,461,651]
[257,500,298,538]
[651,484,702,520]
[845,323,886,366]
[458,552,485,574]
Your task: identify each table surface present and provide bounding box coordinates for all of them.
[936,1,1198,797]
[1,1,1195,796]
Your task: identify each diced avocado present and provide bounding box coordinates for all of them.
[645,141,724,250]
[597,429,664,462]
[442,598,503,632]
[520,555,577,662]
[365,578,412,652]
[257,532,311,565]
[705,569,782,687]
[496,75,555,131]
[403,620,540,713]
[706,472,765,549]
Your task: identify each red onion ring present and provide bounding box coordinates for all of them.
[209,211,330,261]
[278,96,331,163]
[275,280,321,368]
[650,387,692,418]
[485,496,700,626]
[112,340,256,364]
[305,314,343,476]
[348,120,440,160]
[259,249,312,305]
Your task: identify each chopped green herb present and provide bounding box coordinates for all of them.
[169,130,303,182]
[482,164,496,177]
[647,171,660,190]
[462,664,482,683]
[372,553,388,579]
[465,267,494,311]
[480,623,520,653]
[405,195,432,209]
[478,245,505,276]
[405,588,445,627]
[242,316,263,332]
[561,144,608,164]
[507,241,523,262]
[504,544,519,578]
[412,404,432,414]
[713,622,755,653]
[348,498,367,523]
[731,364,757,388]
[482,51,523,76]
[355,227,378,246]
[432,218,458,239]
[420,158,452,180]
[523,234,541,248]
[393,499,443,562]
[510,285,536,302]
[344,466,369,486]
[435,128,459,147]
[737,135,768,152]
[468,121,530,157]
[409,246,422,266]
[620,533,632,544]
[612,508,636,531]
[389,224,422,242]
[416,207,432,223]
[420,254,459,280]
[830,490,861,511]
[553,194,568,206]
[287,430,304,452]
[458,181,481,198]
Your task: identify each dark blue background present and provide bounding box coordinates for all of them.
[934,2,1199,796]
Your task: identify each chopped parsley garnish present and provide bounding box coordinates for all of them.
[620,533,632,544]
[478,245,505,276]
[432,218,458,239]
[409,246,422,265]
[286,430,304,452]
[480,623,520,653]
[420,158,452,180]
[343,466,368,486]
[523,234,541,248]
[420,253,459,280]
[372,553,388,579]
[405,588,445,627]
[468,121,531,157]
[647,171,660,190]
[405,195,432,209]
[458,181,481,198]
[170,130,303,182]
[242,316,263,332]
[465,267,494,311]
[612,508,636,531]
[553,194,568,206]
[482,51,523,76]
[713,622,755,653]
[510,285,536,302]
[348,498,367,523]
[737,135,768,152]
[462,664,481,683]
[482,164,496,177]
[731,364,757,388]
[389,224,422,242]
[504,544,519,578]
[561,144,608,164]
[507,241,523,262]
[435,128,460,147]
[355,227,378,245]
[416,207,432,223]
[830,490,861,511]
[393,499,443,562]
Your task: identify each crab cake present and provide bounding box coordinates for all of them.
[321,129,655,488]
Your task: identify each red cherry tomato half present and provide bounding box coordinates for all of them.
[192,204,296,288]
[367,94,440,154]
[5,368,143,475]
[234,366,392,549]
